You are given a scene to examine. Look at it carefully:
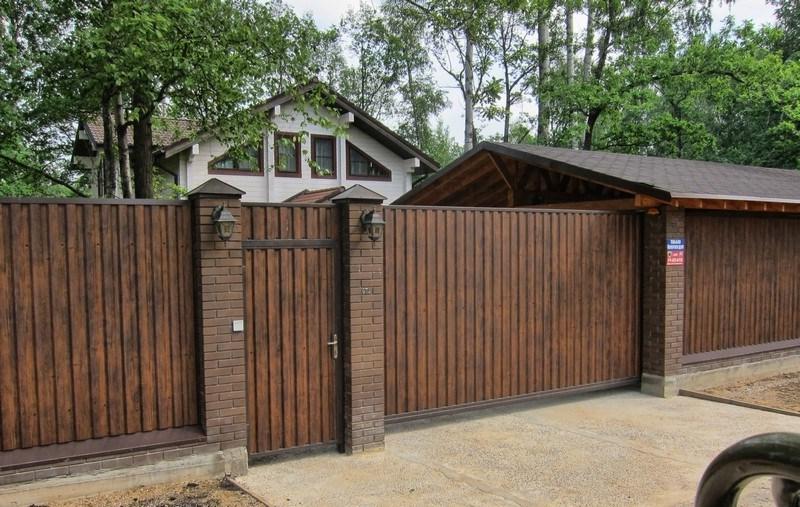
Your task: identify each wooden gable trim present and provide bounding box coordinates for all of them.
[634,194,800,214]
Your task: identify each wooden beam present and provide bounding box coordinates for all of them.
[524,198,638,211]
[633,194,672,208]
[636,195,800,214]
[487,153,514,188]
[417,154,495,205]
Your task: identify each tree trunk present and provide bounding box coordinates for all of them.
[503,92,512,143]
[583,108,600,150]
[582,3,613,151]
[405,58,425,148]
[101,96,117,198]
[463,33,475,151]
[131,91,154,198]
[566,3,574,84]
[503,47,512,143]
[582,0,594,81]
[537,9,551,143]
[115,93,132,198]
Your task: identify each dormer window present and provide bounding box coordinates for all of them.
[208,146,263,175]
[346,142,391,181]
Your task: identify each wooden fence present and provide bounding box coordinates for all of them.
[0,200,197,452]
[685,212,800,356]
[384,206,641,417]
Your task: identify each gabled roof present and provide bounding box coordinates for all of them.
[284,186,345,203]
[397,142,800,206]
[186,178,245,197]
[160,83,439,173]
[82,117,199,151]
[330,184,386,202]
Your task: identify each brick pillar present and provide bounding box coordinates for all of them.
[332,188,386,454]
[187,179,248,472]
[641,207,685,397]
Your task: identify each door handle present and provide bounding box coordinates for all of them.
[327,333,338,359]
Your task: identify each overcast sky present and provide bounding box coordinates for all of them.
[284,0,778,141]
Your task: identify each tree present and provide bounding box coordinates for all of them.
[536,0,554,142]
[0,0,93,196]
[402,0,499,151]
[485,1,538,142]
[35,0,330,198]
[381,1,447,150]
[421,120,462,166]
[338,4,400,119]
[770,0,800,60]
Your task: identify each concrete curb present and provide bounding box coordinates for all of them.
[0,452,229,506]
[679,389,800,418]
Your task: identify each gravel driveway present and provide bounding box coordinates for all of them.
[239,389,798,506]
[703,372,800,414]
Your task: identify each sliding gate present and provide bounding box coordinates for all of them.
[384,206,642,418]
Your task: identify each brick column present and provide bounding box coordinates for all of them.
[187,179,248,472]
[641,207,685,397]
[332,187,386,454]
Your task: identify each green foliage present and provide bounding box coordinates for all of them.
[1,0,333,197]
[5,0,800,200]
[420,121,462,167]
[152,173,188,199]
[338,4,400,119]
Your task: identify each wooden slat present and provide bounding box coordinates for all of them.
[48,205,74,443]
[0,204,19,451]
[383,206,642,417]
[0,202,196,451]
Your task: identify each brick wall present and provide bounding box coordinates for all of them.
[191,195,247,452]
[642,208,685,379]
[0,440,220,486]
[339,201,385,453]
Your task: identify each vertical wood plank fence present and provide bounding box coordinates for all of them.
[0,200,197,452]
[384,206,642,417]
[685,212,800,356]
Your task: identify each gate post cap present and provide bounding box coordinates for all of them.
[331,184,385,203]
[187,178,246,199]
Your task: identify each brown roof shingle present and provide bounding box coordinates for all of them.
[397,142,800,205]
[283,186,346,204]
[496,143,800,203]
[83,117,199,149]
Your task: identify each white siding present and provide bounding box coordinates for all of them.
[181,101,415,203]
[184,137,269,202]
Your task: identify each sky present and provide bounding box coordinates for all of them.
[284,0,778,141]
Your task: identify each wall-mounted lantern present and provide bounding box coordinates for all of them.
[360,209,385,242]
[212,205,236,241]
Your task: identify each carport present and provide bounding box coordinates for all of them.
[395,142,800,396]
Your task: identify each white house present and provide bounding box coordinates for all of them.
[74,86,439,203]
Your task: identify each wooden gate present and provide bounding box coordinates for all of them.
[384,206,642,419]
[243,204,342,455]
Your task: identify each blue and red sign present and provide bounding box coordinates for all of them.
[666,238,685,266]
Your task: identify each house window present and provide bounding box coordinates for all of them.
[346,142,391,181]
[208,146,263,175]
[275,133,301,177]
[311,135,336,178]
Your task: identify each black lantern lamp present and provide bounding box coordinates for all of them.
[211,205,236,241]
[360,209,385,242]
